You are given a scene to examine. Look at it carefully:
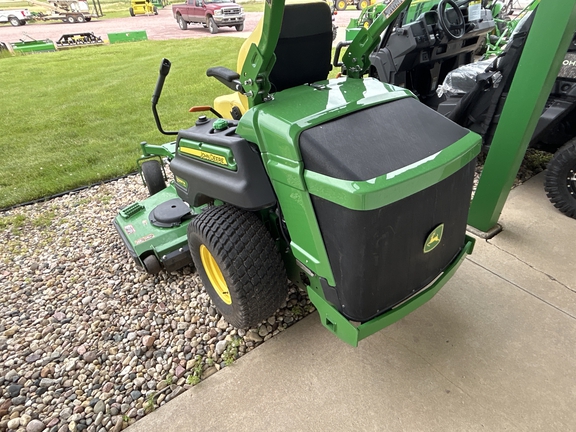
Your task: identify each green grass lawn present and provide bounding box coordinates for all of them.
[0,38,244,209]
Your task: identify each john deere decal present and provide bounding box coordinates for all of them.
[424,224,444,253]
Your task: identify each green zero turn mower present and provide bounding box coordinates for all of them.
[114,0,481,346]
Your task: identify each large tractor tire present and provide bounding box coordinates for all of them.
[544,139,576,219]
[141,160,166,196]
[188,204,288,329]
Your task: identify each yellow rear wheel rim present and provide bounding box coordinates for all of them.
[200,245,232,305]
[337,1,346,9]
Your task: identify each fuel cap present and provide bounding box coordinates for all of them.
[213,118,229,131]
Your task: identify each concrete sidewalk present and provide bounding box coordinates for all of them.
[128,173,576,432]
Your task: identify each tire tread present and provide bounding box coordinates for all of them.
[188,205,288,328]
[544,140,576,219]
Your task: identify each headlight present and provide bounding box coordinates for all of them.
[215,9,222,15]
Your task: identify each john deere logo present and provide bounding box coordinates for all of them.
[424,224,444,253]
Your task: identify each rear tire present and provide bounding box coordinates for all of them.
[66,15,75,23]
[188,204,288,329]
[76,15,85,23]
[544,139,576,219]
[141,160,166,196]
[178,14,187,30]
[207,16,218,34]
[8,16,21,26]
[357,0,368,10]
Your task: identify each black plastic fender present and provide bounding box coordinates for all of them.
[170,118,277,211]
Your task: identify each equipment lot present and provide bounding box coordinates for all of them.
[0,7,358,42]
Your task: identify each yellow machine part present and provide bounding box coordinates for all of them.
[131,0,155,14]
[213,19,263,118]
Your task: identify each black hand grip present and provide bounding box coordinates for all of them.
[151,58,177,136]
[152,58,171,105]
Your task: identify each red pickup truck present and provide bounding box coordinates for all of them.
[172,0,245,34]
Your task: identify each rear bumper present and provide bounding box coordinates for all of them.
[308,235,475,347]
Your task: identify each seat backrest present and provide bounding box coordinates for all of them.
[268,1,333,92]
[214,1,333,120]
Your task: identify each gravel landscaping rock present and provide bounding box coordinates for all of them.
[0,174,314,431]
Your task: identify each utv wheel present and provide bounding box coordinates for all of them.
[178,14,187,29]
[141,160,166,196]
[207,16,218,34]
[143,254,162,274]
[545,140,576,219]
[129,7,135,16]
[235,23,244,31]
[188,204,288,329]
[357,0,368,10]
[335,0,347,11]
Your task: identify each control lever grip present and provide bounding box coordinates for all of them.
[152,58,171,105]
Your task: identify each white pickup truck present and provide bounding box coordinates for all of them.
[0,8,32,26]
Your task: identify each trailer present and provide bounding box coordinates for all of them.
[27,0,97,23]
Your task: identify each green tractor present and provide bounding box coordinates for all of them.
[114,0,481,346]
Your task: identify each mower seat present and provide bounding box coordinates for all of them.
[213,0,333,119]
